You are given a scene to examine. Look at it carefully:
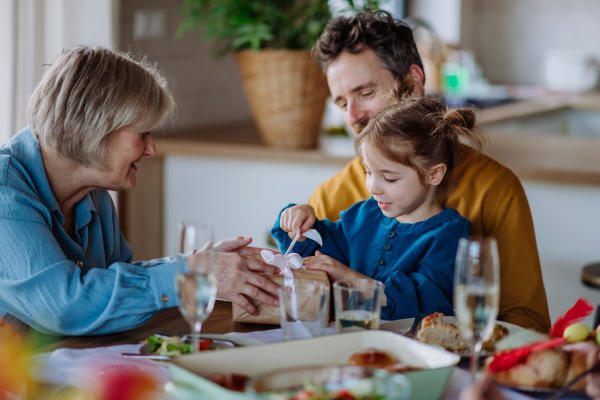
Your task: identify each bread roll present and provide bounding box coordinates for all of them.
[347,348,398,368]
[565,350,588,391]
[417,322,467,352]
[487,348,569,389]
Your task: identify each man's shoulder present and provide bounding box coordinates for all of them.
[462,151,517,183]
[455,150,523,197]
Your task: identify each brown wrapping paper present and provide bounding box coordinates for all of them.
[232,269,330,325]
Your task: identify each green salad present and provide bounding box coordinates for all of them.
[145,335,193,356]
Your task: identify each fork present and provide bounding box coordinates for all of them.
[543,361,600,400]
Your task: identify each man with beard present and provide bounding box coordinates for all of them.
[307,10,550,332]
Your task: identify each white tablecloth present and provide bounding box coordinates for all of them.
[34,329,590,400]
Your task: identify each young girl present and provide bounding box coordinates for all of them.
[271,89,487,321]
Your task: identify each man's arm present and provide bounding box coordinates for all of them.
[484,174,551,331]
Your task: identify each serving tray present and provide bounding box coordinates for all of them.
[169,330,460,400]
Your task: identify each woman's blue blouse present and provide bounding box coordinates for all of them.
[0,128,177,335]
[272,199,472,320]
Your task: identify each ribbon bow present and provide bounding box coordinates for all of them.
[260,250,305,287]
[260,229,323,287]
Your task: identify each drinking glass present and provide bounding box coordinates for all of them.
[279,283,330,340]
[175,221,217,353]
[333,279,382,333]
[454,237,500,382]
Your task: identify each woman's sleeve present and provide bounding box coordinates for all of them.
[271,204,351,265]
[380,222,469,321]
[0,190,177,336]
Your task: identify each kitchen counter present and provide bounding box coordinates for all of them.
[156,93,600,186]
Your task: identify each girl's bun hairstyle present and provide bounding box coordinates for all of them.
[356,79,487,205]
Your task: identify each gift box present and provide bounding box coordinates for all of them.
[232,268,330,325]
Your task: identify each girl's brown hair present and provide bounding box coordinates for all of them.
[355,81,487,205]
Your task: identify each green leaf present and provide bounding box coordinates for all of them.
[147,335,162,352]
[180,343,193,354]
[176,0,342,53]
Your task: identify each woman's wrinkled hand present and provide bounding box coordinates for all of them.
[304,251,366,282]
[213,236,279,256]
[213,251,281,316]
[280,205,316,241]
[564,341,600,399]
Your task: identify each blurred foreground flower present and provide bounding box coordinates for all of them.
[96,365,164,400]
[0,319,29,400]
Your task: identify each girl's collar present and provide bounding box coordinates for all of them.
[381,208,460,231]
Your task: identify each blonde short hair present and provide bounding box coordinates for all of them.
[28,46,174,168]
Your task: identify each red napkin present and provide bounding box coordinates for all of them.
[487,337,566,372]
[488,298,594,373]
[550,298,594,337]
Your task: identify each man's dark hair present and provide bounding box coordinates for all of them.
[311,10,424,84]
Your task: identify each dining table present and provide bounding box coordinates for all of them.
[47,300,272,350]
[38,301,590,400]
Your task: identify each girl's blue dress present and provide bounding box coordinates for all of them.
[272,198,472,321]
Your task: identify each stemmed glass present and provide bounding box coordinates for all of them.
[454,237,500,382]
[175,221,217,353]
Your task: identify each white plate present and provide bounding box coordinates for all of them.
[171,330,460,400]
[201,334,262,347]
[379,316,526,357]
[139,334,261,357]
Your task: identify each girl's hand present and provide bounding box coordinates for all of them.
[280,204,316,241]
[304,251,368,282]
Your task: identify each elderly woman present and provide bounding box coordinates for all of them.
[0,46,280,336]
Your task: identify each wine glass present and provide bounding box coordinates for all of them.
[454,237,500,382]
[175,221,217,353]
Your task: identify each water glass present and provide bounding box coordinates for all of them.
[454,237,500,381]
[279,283,330,340]
[175,221,217,353]
[333,279,383,333]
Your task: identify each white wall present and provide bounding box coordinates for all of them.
[0,0,16,145]
[163,156,342,257]
[522,181,600,326]
[11,0,116,135]
[460,0,600,86]
[409,0,462,45]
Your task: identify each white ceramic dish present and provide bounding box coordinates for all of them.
[379,316,526,357]
[170,330,460,400]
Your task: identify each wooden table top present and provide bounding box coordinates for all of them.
[46,300,275,350]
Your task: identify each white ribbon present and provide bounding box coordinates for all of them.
[262,229,323,319]
[261,228,323,285]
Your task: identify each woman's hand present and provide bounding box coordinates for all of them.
[200,236,282,316]
[280,205,316,241]
[212,252,281,316]
[304,251,367,282]
[214,236,279,256]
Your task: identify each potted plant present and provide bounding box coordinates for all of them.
[177,0,379,149]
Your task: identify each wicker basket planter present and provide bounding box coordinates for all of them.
[235,50,330,149]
